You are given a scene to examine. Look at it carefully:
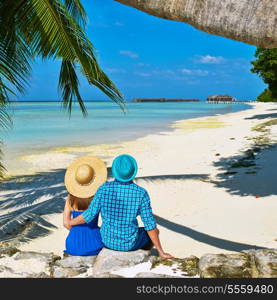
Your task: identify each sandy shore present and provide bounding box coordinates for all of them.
[1,102,277,258]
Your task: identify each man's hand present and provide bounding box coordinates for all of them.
[147,228,174,259]
[158,251,174,259]
[69,214,86,226]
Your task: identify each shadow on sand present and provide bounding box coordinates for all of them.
[136,174,209,182]
[155,215,264,251]
[0,168,266,251]
[0,169,67,243]
[245,112,277,120]
[212,143,277,197]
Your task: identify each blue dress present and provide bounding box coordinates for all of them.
[64,211,104,256]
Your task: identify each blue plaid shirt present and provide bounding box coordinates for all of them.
[82,179,157,251]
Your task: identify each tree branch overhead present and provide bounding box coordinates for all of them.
[115,0,277,48]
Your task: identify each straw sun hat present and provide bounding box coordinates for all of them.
[64,156,107,198]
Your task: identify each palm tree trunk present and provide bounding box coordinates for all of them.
[115,0,277,48]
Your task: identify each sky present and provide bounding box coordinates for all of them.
[18,0,266,101]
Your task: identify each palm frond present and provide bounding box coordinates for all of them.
[16,0,125,113]
[0,103,12,130]
[0,0,126,179]
[0,36,32,94]
[59,59,87,116]
[0,79,12,179]
[0,1,32,98]
[0,141,6,180]
[63,0,87,26]
[2,0,125,114]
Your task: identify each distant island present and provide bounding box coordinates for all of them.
[133,98,199,102]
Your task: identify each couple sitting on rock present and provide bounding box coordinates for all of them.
[63,154,173,259]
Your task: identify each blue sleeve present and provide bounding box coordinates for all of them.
[82,186,102,223]
[140,191,157,231]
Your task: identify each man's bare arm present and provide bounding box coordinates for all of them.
[69,214,86,227]
[147,228,174,259]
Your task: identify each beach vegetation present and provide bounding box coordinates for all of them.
[252,119,277,133]
[251,48,277,102]
[0,0,125,178]
[257,89,276,103]
[151,256,199,277]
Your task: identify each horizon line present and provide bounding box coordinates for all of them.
[10,99,254,103]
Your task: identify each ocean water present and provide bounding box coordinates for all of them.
[3,101,250,155]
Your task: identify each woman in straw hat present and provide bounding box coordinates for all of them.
[63,156,107,256]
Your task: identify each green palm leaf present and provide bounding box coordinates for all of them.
[63,0,87,26]
[0,98,12,180]
[0,0,125,178]
[59,59,88,115]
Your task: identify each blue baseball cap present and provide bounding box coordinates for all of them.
[112,154,138,182]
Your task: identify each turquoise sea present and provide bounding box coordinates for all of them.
[3,101,251,156]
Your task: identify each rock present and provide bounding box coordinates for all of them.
[148,255,159,264]
[151,256,199,277]
[57,256,96,269]
[135,272,183,278]
[26,272,51,278]
[14,251,60,263]
[0,265,38,278]
[0,242,20,257]
[93,248,150,276]
[199,253,252,278]
[0,247,276,278]
[0,265,26,278]
[0,251,61,277]
[51,256,97,278]
[52,266,87,278]
[175,256,199,276]
[247,249,277,278]
[90,273,124,278]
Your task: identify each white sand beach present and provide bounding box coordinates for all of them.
[1,102,277,258]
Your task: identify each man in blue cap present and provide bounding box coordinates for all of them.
[69,154,173,259]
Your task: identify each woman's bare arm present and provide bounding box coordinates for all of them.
[63,196,72,230]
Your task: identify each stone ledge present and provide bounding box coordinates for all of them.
[0,243,276,278]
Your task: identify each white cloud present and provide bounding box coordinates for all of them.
[197,55,225,64]
[194,70,209,76]
[114,21,124,27]
[106,68,127,74]
[181,68,193,75]
[152,70,175,76]
[134,71,152,77]
[136,62,150,67]
[93,23,110,28]
[92,20,125,28]
[181,68,209,76]
[134,68,209,79]
[119,50,139,59]
[134,69,175,78]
